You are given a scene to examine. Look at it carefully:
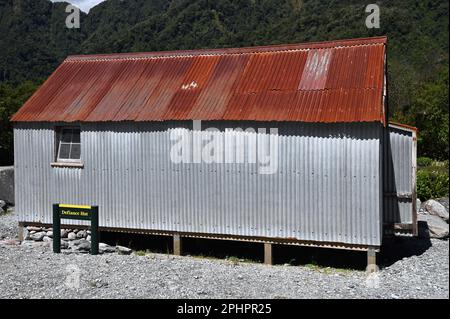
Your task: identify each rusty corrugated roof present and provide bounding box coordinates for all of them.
[11,36,387,123]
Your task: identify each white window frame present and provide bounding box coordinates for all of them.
[55,126,82,163]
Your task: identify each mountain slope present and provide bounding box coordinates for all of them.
[0,0,87,82]
[0,0,448,163]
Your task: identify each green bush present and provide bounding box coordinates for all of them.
[417,161,449,201]
[417,157,433,167]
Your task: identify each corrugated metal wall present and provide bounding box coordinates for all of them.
[383,125,415,227]
[14,121,383,246]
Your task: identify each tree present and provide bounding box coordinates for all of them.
[410,70,449,160]
[0,81,41,165]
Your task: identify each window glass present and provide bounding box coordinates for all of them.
[56,127,81,162]
[61,129,73,143]
[72,129,81,143]
[58,143,71,159]
[70,144,81,160]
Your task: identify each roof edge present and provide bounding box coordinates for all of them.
[66,36,388,61]
[12,119,386,124]
[389,121,418,133]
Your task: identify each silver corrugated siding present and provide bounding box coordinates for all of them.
[14,121,383,246]
[383,126,414,225]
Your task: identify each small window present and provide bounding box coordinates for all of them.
[56,127,81,162]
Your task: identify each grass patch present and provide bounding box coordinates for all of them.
[225,255,257,264]
[304,263,353,274]
[135,250,147,256]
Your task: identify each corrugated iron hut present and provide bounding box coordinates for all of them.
[11,36,417,266]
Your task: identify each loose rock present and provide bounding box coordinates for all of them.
[60,229,68,238]
[20,240,49,248]
[99,243,116,254]
[76,230,87,238]
[418,213,449,239]
[60,240,69,249]
[30,231,45,241]
[437,197,449,213]
[76,240,91,252]
[67,232,76,240]
[116,245,132,255]
[424,200,449,222]
[43,236,52,242]
[70,239,83,246]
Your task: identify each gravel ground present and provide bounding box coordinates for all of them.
[0,209,448,299]
[0,208,17,240]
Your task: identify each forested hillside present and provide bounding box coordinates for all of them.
[0,0,448,165]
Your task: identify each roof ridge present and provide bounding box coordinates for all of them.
[65,36,387,62]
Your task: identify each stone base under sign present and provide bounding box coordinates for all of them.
[18,225,132,255]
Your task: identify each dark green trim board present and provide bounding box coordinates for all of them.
[52,204,61,254]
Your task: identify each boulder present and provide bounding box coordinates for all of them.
[43,236,52,242]
[30,231,46,241]
[437,197,449,212]
[76,230,87,238]
[0,166,14,205]
[21,240,50,248]
[26,226,42,232]
[60,240,69,249]
[46,231,53,238]
[99,243,116,254]
[101,246,117,254]
[418,213,449,239]
[424,200,449,222]
[76,240,91,252]
[70,239,83,246]
[116,245,132,255]
[67,232,77,240]
[61,229,69,238]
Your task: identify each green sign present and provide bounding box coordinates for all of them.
[59,204,92,220]
[53,203,99,255]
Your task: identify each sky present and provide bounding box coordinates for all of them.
[51,0,106,13]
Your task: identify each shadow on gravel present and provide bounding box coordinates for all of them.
[100,231,173,254]
[98,231,368,270]
[379,224,433,268]
[98,228,435,271]
[274,245,367,270]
